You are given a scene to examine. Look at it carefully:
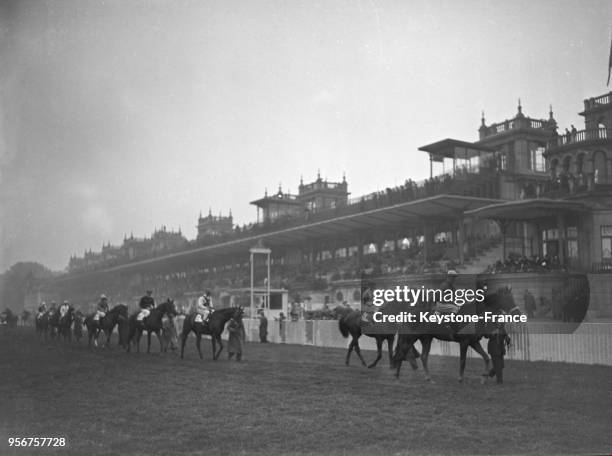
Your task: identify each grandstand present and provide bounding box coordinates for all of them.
[30,91,612,320]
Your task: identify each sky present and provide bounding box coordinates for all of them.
[0,0,610,272]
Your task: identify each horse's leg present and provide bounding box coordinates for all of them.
[387,336,395,369]
[157,330,164,353]
[469,339,490,380]
[367,337,383,369]
[211,336,216,360]
[345,338,355,366]
[136,329,142,353]
[214,335,223,360]
[180,330,188,359]
[353,339,367,367]
[420,338,433,382]
[105,328,112,348]
[196,333,203,360]
[458,340,469,383]
[394,338,405,378]
[126,326,133,353]
[147,330,152,354]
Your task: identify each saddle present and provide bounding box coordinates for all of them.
[194,314,212,329]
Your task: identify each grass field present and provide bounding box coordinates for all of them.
[1,327,611,456]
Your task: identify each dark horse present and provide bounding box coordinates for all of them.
[48,309,60,339]
[84,304,129,348]
[58,307,74,342]
[21,310,31,326]
[35,311,50,340]
[0,308,18,328]
[393,286,521,382]
[338,307,418,369]
[73,311,84,342]
[180,306,243,360]
[127,299,178,354]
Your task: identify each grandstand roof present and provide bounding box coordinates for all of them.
[465,198,589,221]
[418,139,496,162]
[55,194,502,281]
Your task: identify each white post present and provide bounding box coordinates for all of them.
[250,252,254,319]
[267,252,271,312]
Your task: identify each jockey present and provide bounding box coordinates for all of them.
[434,269,460,315]
[49,301,57,313]
[196,290,214,323]
[138,290,155,320]
[59,300,70,318]
[37,302,47,319]
[95,294,109,322]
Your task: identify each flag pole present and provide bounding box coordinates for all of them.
[608,26,612,87]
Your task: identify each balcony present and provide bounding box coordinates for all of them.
[547,128,610,150]
[480,115,554,140]
[299,180,346,193]
[583,92,612,112]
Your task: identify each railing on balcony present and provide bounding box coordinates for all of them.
[538,174,612,198]
[481,116,552,139]
[592,261,612,273]
[299,181,345,192]
[584,92,612,111]
[549,128,610,148]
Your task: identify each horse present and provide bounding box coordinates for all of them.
[337,307,418,369]
[21,310,31,326]
[73,311,84,342]
[180,306,243,360]
[58,307,75,342]
[0,308,18,328]
[392,286,521,383]
[35,311,50,340]
[84,304,129,348]
[160,315,179,353]
[127,299,178,354]
[48,309,60,339]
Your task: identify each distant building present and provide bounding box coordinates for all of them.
[250,172,349,224]
[197,209,234,240]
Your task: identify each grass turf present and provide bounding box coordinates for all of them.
[0,327,611,455]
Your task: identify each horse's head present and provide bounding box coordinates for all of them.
[232,306,244,321]
[491,286,521,315]
[161,299,178,317]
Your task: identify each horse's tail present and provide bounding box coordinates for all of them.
[338,317,349,338]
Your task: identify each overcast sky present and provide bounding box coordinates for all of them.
[0,0,610,272]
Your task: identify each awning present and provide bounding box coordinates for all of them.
[418,138,496,162]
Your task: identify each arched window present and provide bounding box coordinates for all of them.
[550,158,559,178]
[562,156,571,174]
[597,116,607,139]
[593,151,607,183]
[576,153,585,174]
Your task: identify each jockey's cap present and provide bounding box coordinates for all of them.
[146,289,152,294]
[63,300,69,304]
[100,294,108,300]
[447,269,458,276]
